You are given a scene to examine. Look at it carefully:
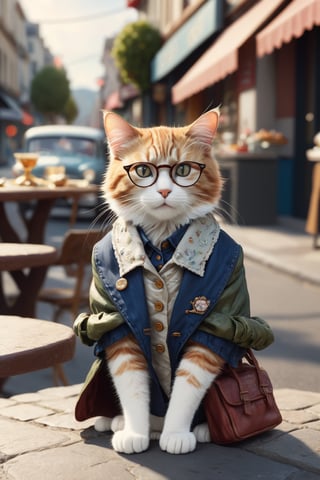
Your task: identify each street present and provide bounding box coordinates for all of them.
[245,259,320,393]
[3,210,320,396]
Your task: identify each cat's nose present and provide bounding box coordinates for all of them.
[158,189,171,198]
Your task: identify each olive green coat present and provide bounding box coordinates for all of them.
[73,222,274,421]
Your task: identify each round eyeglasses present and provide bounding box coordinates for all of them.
[123,161,206,188]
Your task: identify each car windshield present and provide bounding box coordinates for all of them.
[27,136,98,158]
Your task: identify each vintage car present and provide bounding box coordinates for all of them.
[22,124,107,183]
[17,124,109,214]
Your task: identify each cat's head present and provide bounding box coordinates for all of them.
[102,109,221,241]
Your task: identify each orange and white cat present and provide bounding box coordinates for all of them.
[74,109,273,455]
[94,109,225,454]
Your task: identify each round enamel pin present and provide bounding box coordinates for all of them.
[185,296,210,315]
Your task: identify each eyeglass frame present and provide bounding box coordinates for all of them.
[123,161,206,188]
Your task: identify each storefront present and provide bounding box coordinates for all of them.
[170,0,320,221]
[150,0,224,125]
[256,0,320,217]
[172,0,286,134]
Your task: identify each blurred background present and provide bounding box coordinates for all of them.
[1,0,320,224]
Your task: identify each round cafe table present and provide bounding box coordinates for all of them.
[0,246,74,390]
[0,315,76,378]
[0,180,98,316]
[0,179,99,244]
[0,243,58,317]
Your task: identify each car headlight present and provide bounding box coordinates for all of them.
[83,168,96,183]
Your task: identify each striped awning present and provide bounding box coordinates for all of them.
[257,0,320,57]
[172,0,285,104]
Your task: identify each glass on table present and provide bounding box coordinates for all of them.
[45,166,67,186]
[13,152,40,186]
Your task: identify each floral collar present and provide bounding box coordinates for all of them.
[112,215,220,277]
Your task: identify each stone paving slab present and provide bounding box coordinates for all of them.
[35,412,96,430]
[0,418,73,457]
[2,442,132,480]
[36,395,81,413]
[0,403,55,421]
[281,410,319,425]
[245,427,320,474]
[309,404,320,415]
[274,389,320,411]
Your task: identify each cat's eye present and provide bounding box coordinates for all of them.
[135,164,153,178]
[123,161,206,188]
[175,163,191,177]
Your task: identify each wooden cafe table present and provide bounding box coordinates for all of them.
[0,243,58,317]
[0,179,98,316]
[0,179,99,244]
[0,315,76,379]
[0,245,76,389]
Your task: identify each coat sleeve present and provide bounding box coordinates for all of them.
[73,258,126,345]
[198,249,274,350]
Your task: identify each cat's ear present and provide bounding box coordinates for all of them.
[103,110,139,156]
[186,109,220,146]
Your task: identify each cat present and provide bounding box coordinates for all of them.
[97,109,224,455]
[74,109,274,455]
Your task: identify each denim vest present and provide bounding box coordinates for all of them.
[94,227,245,417]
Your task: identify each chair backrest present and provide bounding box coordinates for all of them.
[57,229,104,267]
[60,229,105,316]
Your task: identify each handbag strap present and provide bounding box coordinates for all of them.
[227,349,274,408]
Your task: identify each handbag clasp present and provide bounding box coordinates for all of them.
[240,391,253,415]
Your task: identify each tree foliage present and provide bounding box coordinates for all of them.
[31,66,70,121]
[112,20,162,92]
[62,96,79,124]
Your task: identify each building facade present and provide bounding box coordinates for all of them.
[0,0,54,164]
[134,0,320,221]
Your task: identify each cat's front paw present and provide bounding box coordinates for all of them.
[94,416,112,432]
[159,431,196,454]
[193,422,211,443]
[112,430,149,454]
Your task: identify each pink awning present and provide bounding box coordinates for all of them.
[257,0,320,57]
[172,0,285,105]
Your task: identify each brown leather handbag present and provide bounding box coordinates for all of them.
[204,350,282,444]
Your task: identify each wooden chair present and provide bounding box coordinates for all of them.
[38,229,104,324]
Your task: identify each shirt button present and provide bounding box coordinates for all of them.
[161,240,170,249]
[156,254,162,261]
[154,301,164,312]
[154,321,164,332]
[154,279,164,289]
[155,344,165,353]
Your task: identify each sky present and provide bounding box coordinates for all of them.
[20,0,138,91]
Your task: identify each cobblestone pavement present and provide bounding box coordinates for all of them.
[0,386,320,479]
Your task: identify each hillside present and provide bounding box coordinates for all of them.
[72,88,100,127]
